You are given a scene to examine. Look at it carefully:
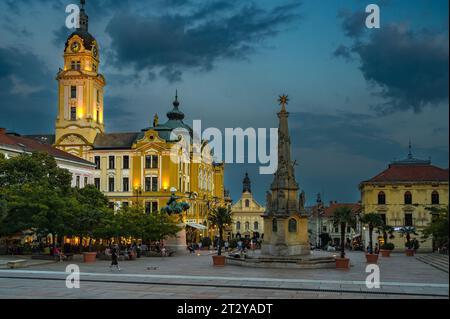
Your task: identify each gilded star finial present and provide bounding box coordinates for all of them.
[278,94,289,111]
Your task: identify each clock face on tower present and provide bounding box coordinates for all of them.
[71,41,81,53]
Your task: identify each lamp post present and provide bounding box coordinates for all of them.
[134,186,142,206]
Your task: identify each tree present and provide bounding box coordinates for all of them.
[377,224,395,250]
[143,211,181,243]
[399,226,419,249]
[69,185,112,251]
[332,206,356,258]
[0,153,74,244]
[208,207,232,256]
[422,206,449,251]
[360,213,384,254]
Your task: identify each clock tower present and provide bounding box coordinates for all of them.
[55,0,105,158]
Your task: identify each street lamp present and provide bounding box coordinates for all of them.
[133,186,142,205]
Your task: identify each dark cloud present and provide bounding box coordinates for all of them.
[336,9,449,114]
[105,1,302,82]
[333,44,352,61]
[0,47,56,133]
[337,9,367,38]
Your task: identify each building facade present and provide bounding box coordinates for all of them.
[230,173,265,239]
[359,147,449,252]
[309,199,361,249]
[26,2,225,234]
[0,128,95,188]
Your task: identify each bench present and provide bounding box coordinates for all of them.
[7,260,27,269]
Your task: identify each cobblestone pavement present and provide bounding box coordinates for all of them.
[0,251,448,299]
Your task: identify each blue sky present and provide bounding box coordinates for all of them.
[0,0,448,205]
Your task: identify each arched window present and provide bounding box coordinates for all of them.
[378,191,386,205]
[432,191,440,205]
[272,219,278,232]
[288,218,297,233]
[404,191,412,205]
[254,221,259,230]
[236,221,241,230]
[245,199,250,208]
[245,222,249,231]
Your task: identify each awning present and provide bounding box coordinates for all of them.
[186,222,207,230]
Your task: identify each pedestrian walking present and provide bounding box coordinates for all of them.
[110,246,121,271]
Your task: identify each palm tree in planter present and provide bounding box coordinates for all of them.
[208,206,232,266]
[332,206,356,269]
[399,226,419,256]
[360,213,384,263]
[377,224,395,257]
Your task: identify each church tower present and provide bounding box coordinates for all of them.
[261,95,310,257]
[55,0,105,158]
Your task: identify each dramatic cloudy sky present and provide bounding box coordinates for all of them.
[0,0,448,205]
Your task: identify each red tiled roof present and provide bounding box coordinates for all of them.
[311,203,361,218]
[363,164,449,184]
[0,133,94,166]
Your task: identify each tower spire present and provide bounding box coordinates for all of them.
[408,138,413,159]
[78,0,89,31]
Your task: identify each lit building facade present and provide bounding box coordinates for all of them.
[359,147,449,252]
[230,173,265,239]
[27,2,225,233]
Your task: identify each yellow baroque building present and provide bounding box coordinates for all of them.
[29,2,226,235]
[359,147,449,252]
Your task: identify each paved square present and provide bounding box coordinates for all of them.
[0,251,448,299]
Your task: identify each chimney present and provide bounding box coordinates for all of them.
[0,128,5,135]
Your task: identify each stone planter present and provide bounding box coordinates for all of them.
[365,253,379,263]
[212,255,226,267]
[335,257,350,269]
[83,252,97,263]
[405,249,415,256]
[380,249,392,257]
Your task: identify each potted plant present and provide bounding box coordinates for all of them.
[399,226,419,256]
[332,206,356,269]
[360,213,384,263]
[377,224,395,257]
[208,207,232,267]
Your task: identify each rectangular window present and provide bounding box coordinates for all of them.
[152,202,158,214]
[108,177,115,192]
[109,156,115,169]
[145,155,158,168]
[96,89,100,103]
[145,202,158,214]
[70,86,77,99]
[123,177,129,192]
[96,110,100,124]
[405,213,413,227]
[145,177,158,192]
[122,202,129,208]
[152,177,158,192]
[145,156,152,169]
[84,177,88,187]
[94,178,100,190]
[70,107,77,121]
[123,156,129,169]
[76,176,80,188]
[94,156,101,170]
